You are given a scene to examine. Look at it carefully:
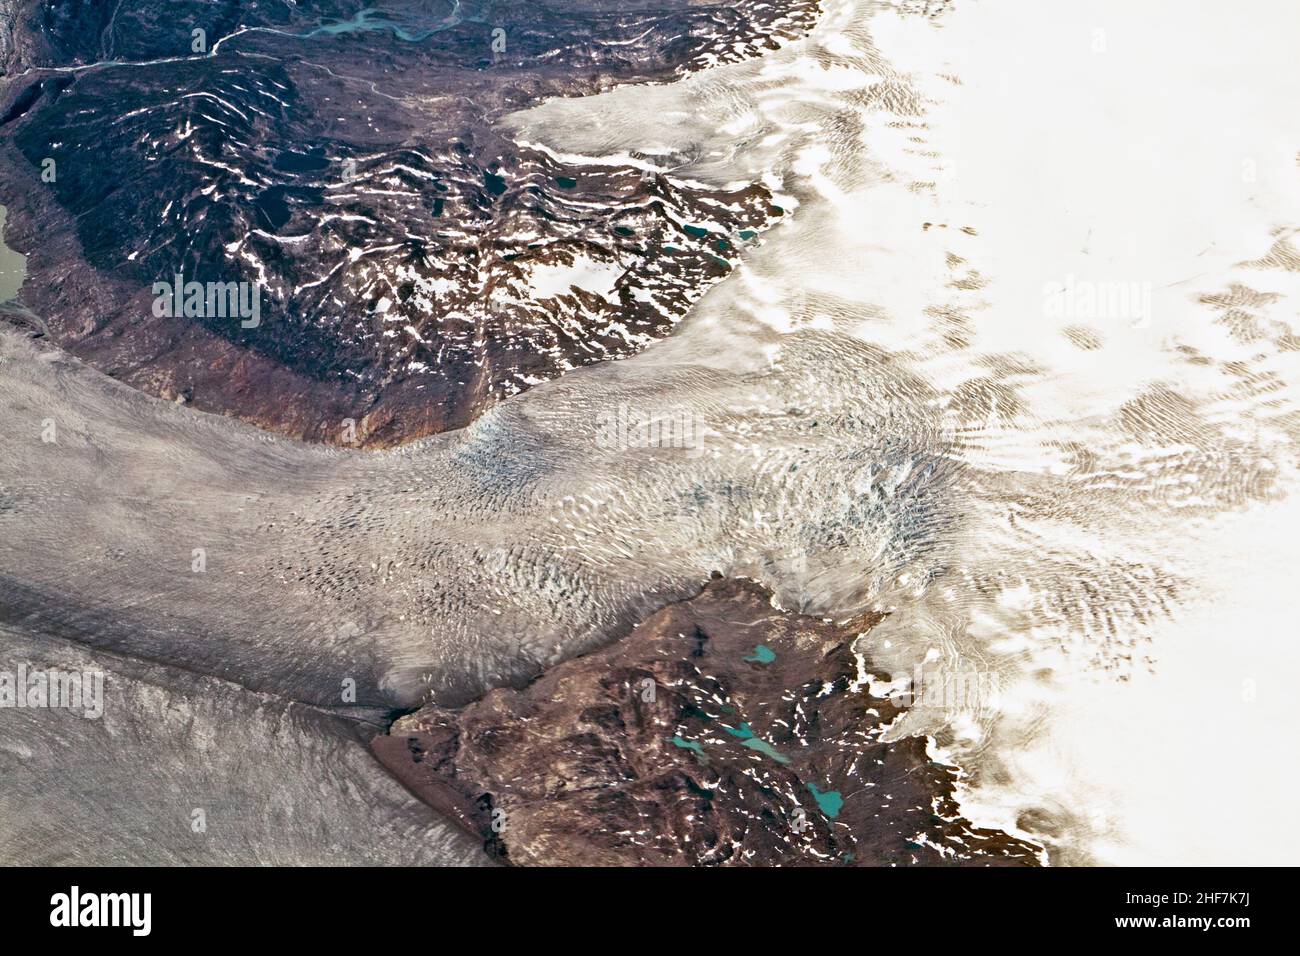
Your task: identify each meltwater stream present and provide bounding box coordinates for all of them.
[2,0,1298,864]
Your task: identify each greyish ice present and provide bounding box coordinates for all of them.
[1,0,1298,868]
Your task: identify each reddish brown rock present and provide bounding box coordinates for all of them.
[373,577,1041,866]
[0,1,820,448]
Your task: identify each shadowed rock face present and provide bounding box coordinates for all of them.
[373,577,1042,866]
[0,0,817,446]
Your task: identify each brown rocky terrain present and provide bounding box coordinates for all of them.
[0,0,819,447]
[373,577,1042,866]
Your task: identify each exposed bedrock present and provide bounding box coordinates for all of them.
[0,0,820,446]
[373,577,1041,866]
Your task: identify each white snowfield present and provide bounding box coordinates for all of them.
[2,0,1298,865]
